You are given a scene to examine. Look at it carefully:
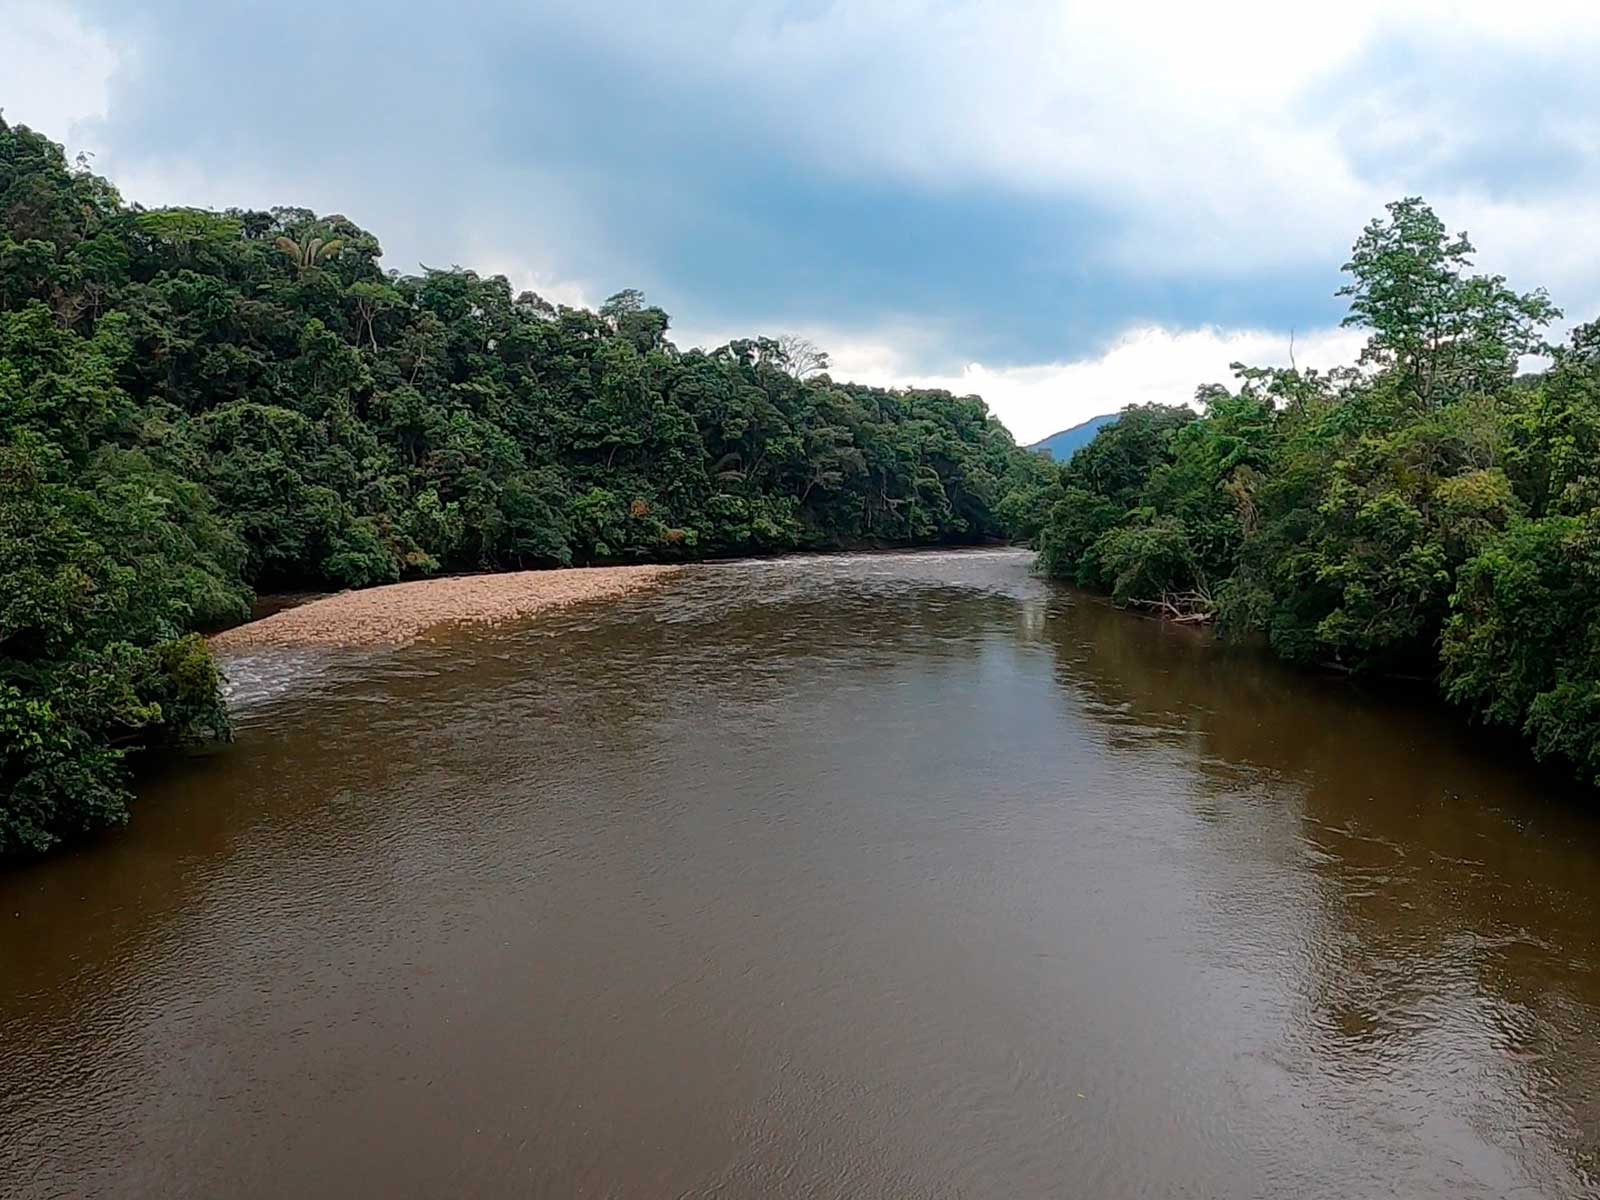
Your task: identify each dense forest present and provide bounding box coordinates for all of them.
[1037,197,1600,789]
[0,117,1051,855]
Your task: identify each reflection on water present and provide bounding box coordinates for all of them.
[2,548,1597,1198]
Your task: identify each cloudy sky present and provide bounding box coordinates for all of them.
[8,0,1600,441]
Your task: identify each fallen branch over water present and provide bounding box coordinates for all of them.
[209,564,678,651]
[1123,591,1215,624]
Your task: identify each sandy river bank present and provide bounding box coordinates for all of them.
[208,564,678,651]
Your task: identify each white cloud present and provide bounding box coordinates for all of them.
[822,325,1370,444]
[2,1,117,143]
[10,0,1597,427]
[30,1,1600,295]
[525,0,1600,282]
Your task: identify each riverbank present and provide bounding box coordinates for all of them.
[208,564,678,651]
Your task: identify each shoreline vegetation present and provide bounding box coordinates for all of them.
[209,563,678,651]
[0,116,1051,856]
[1035,198,1600,793]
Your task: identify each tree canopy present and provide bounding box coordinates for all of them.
[1036,197,1600,789]
[0,116,1045,855]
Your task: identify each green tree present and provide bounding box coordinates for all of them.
[1339,197,1558,408]
[1037,196,1600,785]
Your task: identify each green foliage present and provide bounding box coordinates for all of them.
[1093,517,1199,605]
[1442,514,1600,784]
[0,425,239,854]
[0,115,1040,854]
[1339,197,1559,407]
[1041,196,1600,787]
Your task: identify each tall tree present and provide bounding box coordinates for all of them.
[1339,197,1558,408]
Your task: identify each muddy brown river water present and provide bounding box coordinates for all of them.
[3,548,1598,1198]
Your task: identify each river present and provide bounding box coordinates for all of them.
[2,548,1598,1198]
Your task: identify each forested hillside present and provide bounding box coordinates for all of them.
[0,117,1050,854]
[1038,198,1600,789]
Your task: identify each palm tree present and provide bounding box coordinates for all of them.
[274,233,344,273]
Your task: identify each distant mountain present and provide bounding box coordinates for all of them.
[1028,413,1119,461]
